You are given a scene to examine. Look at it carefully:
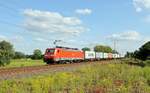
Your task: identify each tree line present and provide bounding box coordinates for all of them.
[14,49,43,60]
[82,45,118,53]
[125,41,150,61]
[0,40,43,66]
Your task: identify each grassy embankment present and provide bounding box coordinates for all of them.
[1,59,45,68]
[0,60,150,93]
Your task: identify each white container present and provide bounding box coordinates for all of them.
[103,53,108,59]
[112,54,115,58]
[113,54,118,58]
[120,54,124,58]
[84,51,95,59]
[96,52,103,59]
[117,54,120,58]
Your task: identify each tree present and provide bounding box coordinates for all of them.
[94,45,112,53]
[26,54,32,59]
[0,40,14,66]
[135,41,150,61]
[133,50,140,59]
[125,51,134,58]
[32,49,42,60]
[82,47,91,51]
[14,51,25,59]
[112,50,119,54]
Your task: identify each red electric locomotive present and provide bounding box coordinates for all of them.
[44,46,84,64]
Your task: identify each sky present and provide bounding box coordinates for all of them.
[0,0,150,55]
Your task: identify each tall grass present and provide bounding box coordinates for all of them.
[0,63,150,93]
[1,59,45,68]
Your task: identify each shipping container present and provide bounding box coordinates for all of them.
[84,51,95,60]
[112,54,116,59]
[120,54,124,58]
[103,53,108,59]
[95,52,103,59]
[117,54,120,58]
[108,53,113,59]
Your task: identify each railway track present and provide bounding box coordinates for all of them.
[0,60,115,80]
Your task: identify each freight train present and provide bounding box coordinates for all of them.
[43,46,123,64]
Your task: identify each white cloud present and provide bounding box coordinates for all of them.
[34,38,49,42]
[0,35,24,44]
[133,0,150,12]
[143,37,150,43]
[0,35,8,41]
[75,8,92,15]
[107,30,140,41]
[11,36,24,43]
[23,9,87,36]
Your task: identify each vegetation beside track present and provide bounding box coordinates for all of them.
[121,58,150,67]
[0,59,44,68]
[0,61,150,93]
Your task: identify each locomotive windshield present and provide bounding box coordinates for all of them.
[46,49,55,54]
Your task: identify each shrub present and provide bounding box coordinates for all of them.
[144,60,150,66]
[31,49,42,60]
[13,51,25,59]
[0,41,14,66]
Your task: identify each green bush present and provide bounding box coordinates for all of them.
[0,41,14,66]
[144,60,150,66]
[13,51,25,59]
[31,49,42,60]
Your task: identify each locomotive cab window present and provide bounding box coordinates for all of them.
[46,49,55,54]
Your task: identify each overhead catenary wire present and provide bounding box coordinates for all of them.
[0,6,19,18]
[4,0,26,9]
[0,3,19,12]
[0,19,23,29]
[0,1,24,28]
[0,2,21,18]
[0,0,24,21]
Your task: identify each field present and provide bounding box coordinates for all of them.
[0,60,150,93]
[1,59,45,68]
